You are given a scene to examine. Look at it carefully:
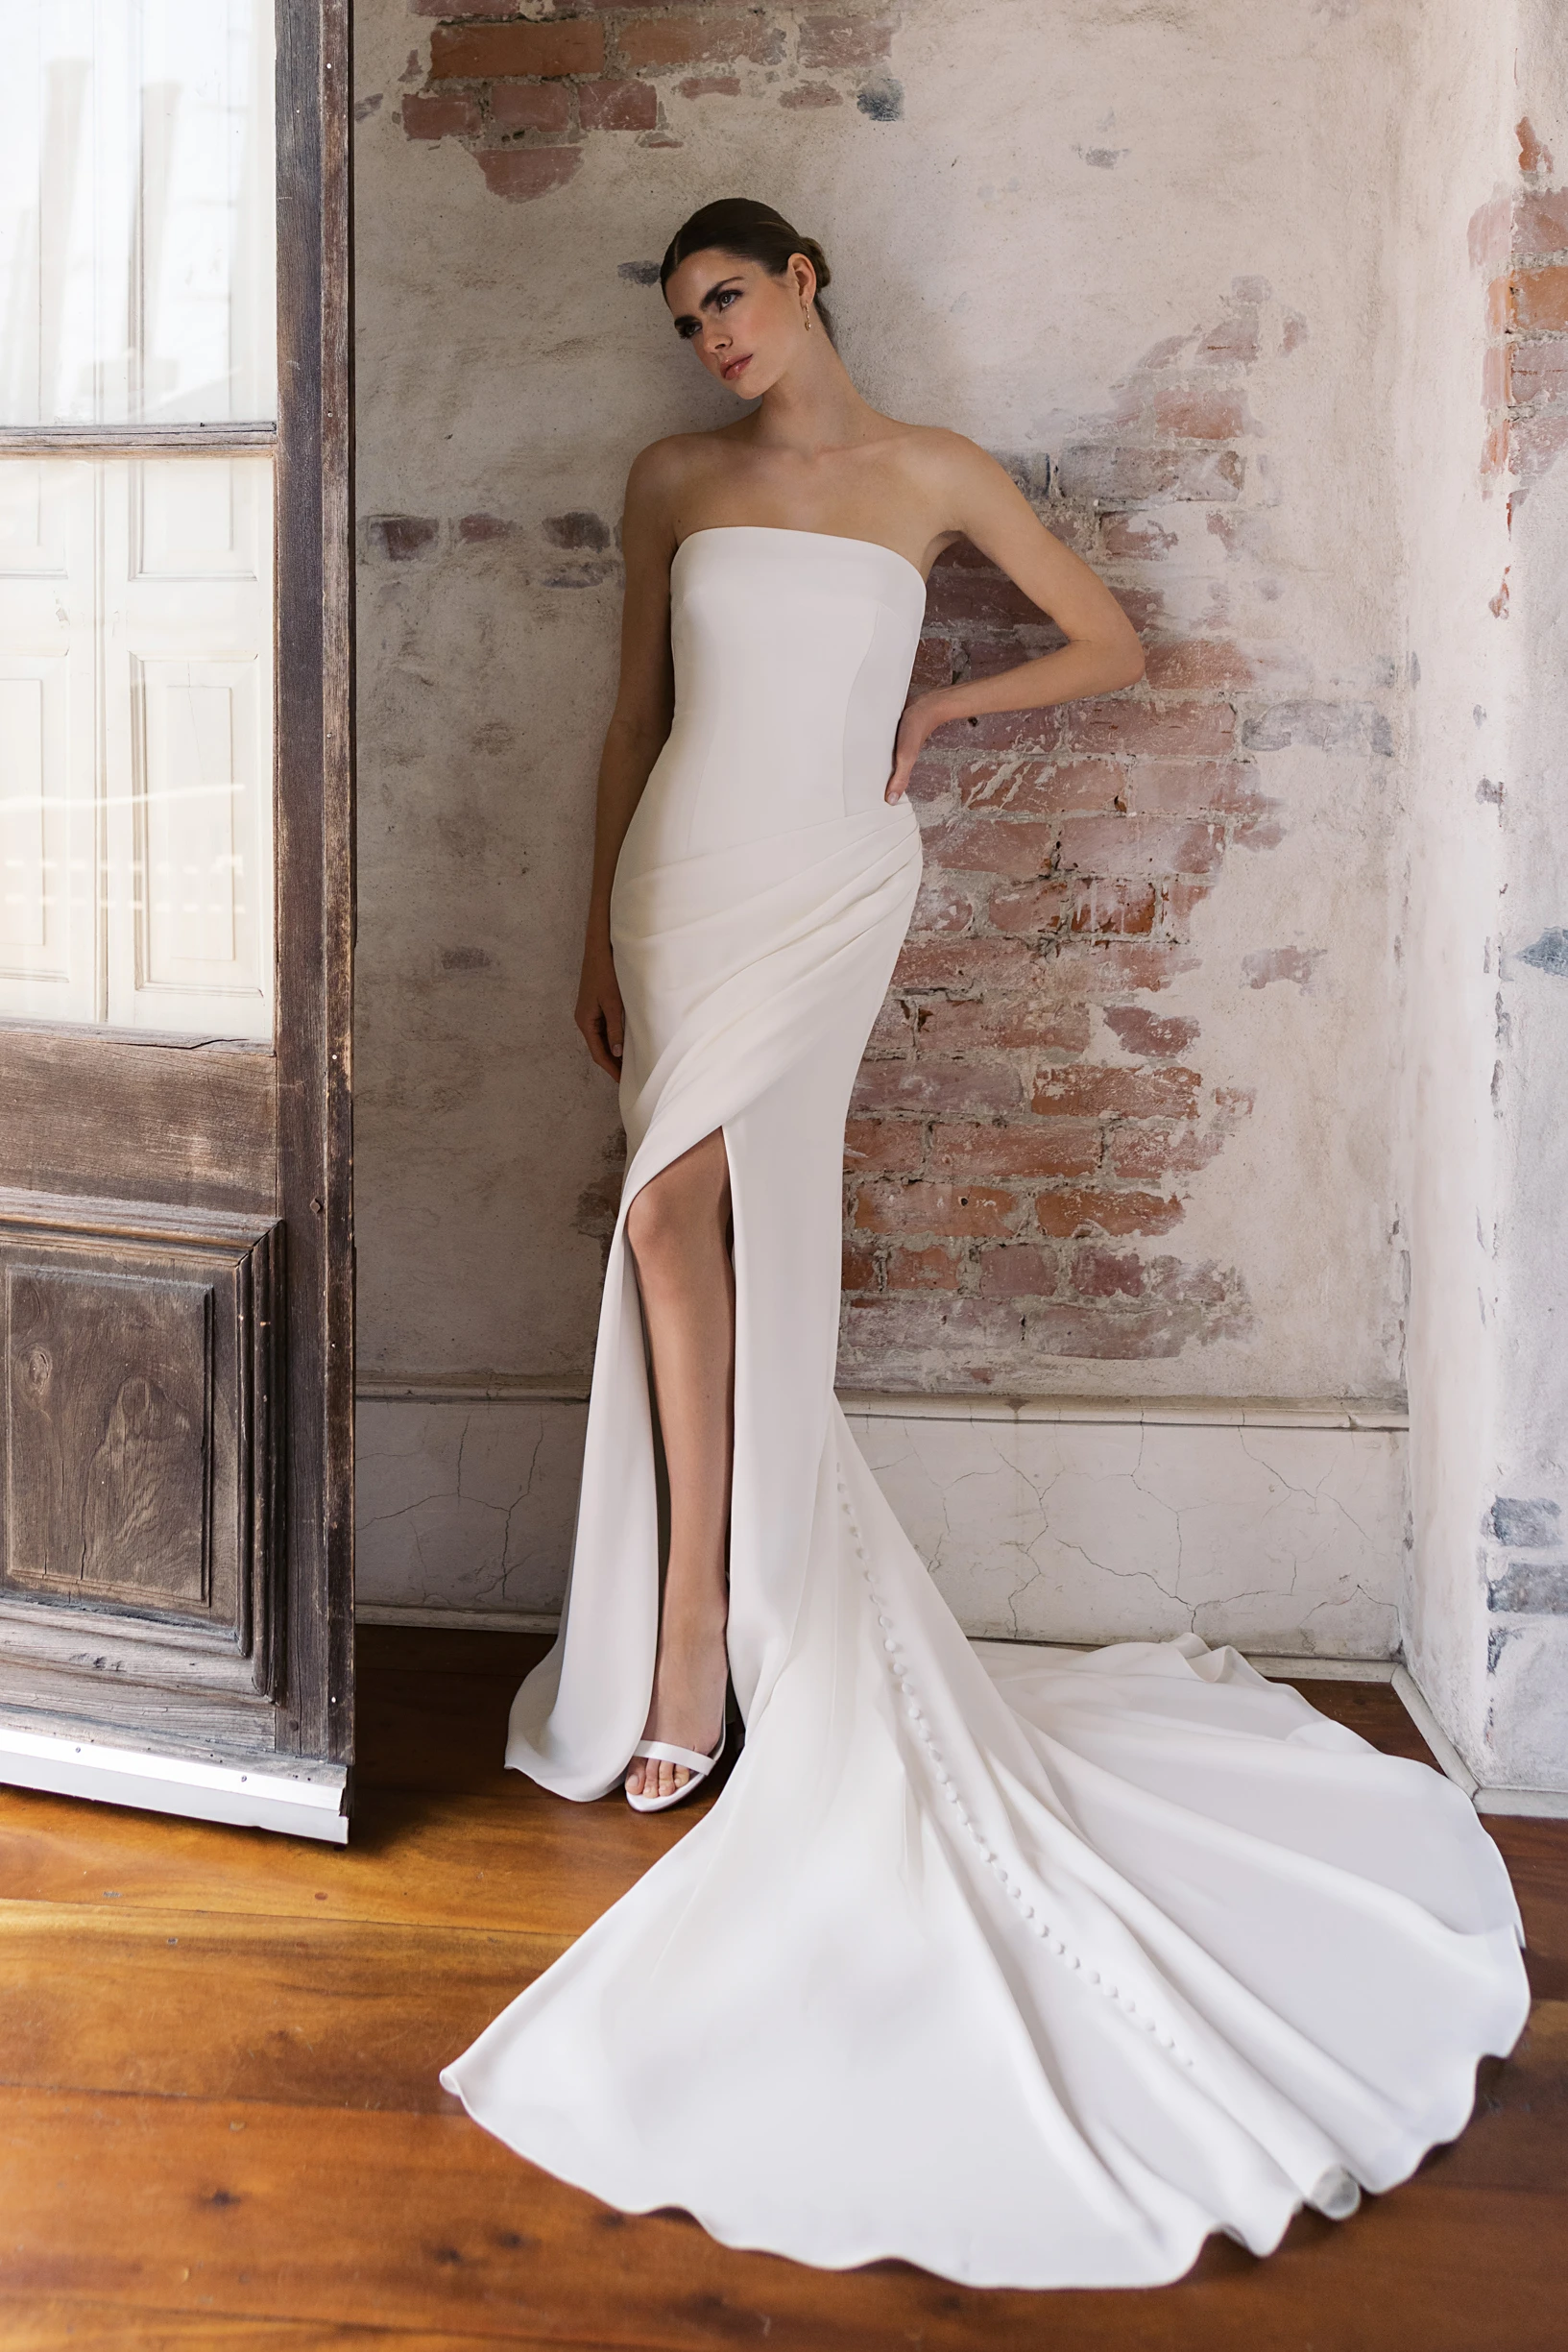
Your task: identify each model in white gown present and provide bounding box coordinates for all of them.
[440,523,1530,2290]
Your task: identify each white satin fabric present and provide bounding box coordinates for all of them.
[440,526,1530,2289]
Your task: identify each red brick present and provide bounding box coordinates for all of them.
[677,75,742,98]
[621,15,782,70]
[1066,879,1159,936]
[1483,340,1511,411]
[929,1121,1101,1180]
[864,997,913,1057]
[1071,1245,1145,1297]
[960,706,1068,754]
[456,512,515,543]
[1058,940,1197,994]
[1152,388,1247,440]
[1510,265,1568,331]
[1055,444,1244,504]
[1102,1005,1200,1058]
[853,1181,1022,1237]
[1195,312,1260,365]
[1468,193,1514,272]
[431,21,603,78]
[475,147,581,200]
[851,1062,1023,1119]
[841,1240,879,1292]
[926,815,1056,879]
[1511,341,1568,406]
[1032,1064,1200,1121]
[957,757,1120,813]
[1068,700,1235,758]
[1101,512,1179,560]
[578,78,658,131]
[1104,1123,1209,1177]
[925,559,1046,630]
[1513,409,1568,479]
[1057,813,1225,875]
[977,1245,1061,1298]
[1021,1300,1195,1359]
[780,83,841,109]
[911,636,957,691]
[1165,877,1217,935]
[988,881,1074,937]
[489,81,570,133]
[1485,277,1512,336]
[366,514,438,561]
[800,14,893,67]
[1033,1188,1184,1238]
[1482,415,1510,478]
[1515,190,1568,255]
[838,1297,1022,1359]
[1141,639,1255,690]
[908,872,976,934]
[402,91,481,139]
[1518,115,1553,174]
[916,1000,1092,1056]
[892,937,1044,991]
[1120,761,1264,817]
[885,1244,960,1292]
[843,1116,924,1176]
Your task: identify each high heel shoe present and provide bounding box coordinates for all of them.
[624,1719,727,1814]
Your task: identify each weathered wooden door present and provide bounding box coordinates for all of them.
[0,1,352,1839]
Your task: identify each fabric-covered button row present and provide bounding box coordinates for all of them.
[833,1456,1194,2070]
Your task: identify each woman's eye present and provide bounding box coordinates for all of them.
[676,321,698,339]
[713,289,737,310]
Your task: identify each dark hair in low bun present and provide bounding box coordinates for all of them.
[659,198,835,343]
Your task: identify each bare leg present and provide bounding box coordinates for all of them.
[623,1129,734,1801]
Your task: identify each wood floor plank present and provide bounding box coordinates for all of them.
[0,1903,562,2112]
[1,2084,1565,2352]
[0,1780,713,1936]
[0,2303,592,2351]
[1488,1817,1568,1998]
[1278,1679,1437,1765]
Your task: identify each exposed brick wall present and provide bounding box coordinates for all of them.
[1474,120,1568,497]
[837,279,1382,1390]
[402,3,905,192]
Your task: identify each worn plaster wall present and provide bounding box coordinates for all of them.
[354,0,1409,1400]
[351,0,1433,1656]
[1401,0,1568,1795]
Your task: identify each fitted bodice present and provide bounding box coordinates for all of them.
[620,525,928,870]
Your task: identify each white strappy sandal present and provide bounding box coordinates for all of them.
[624,1720,727,1814]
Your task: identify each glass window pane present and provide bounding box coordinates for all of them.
[0,454,274,1038]
[0,1,276,426]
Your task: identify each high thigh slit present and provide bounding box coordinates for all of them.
[439,524,1530,2289]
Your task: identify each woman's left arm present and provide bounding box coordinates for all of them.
[886,437,1145,803]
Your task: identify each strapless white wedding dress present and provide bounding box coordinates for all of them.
[440,525,1529,2289]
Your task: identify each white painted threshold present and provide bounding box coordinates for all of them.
[0,1724,349,1845]
[357,1603,1568,1818]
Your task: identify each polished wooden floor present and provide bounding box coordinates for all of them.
[0,1627,1562,2351]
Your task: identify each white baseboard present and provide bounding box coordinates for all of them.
[1473,1785,1568,1818]
[0,1723,349,1844]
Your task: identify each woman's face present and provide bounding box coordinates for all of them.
[663,247,813,399]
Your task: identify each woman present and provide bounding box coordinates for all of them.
[441,200,1528,2289]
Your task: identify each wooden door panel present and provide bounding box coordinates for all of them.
[0,1031,275,1215]
[0,1191,282,1707]
[8,1263,212,1608]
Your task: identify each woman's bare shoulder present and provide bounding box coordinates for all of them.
[627,427,741,496]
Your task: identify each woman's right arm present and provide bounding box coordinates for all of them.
[574,448,680,1079]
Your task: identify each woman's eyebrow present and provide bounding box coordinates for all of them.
[673,275,743,329]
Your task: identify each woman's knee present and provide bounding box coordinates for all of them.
[626,1141,728,1270]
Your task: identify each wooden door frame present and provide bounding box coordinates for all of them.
[0,0,354,1835]
[276,0,355,1774]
